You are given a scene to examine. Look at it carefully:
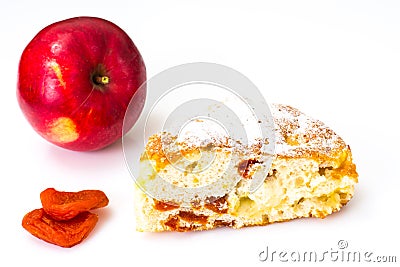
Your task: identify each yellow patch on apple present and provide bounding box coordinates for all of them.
[49,61,66,89]
[48,117,79,143]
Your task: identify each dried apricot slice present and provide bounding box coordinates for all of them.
[22,208,98,248]
[40,188,109,221]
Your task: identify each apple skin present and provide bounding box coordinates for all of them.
[17,17,146,151]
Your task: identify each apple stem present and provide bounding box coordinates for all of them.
[94,75,109,85]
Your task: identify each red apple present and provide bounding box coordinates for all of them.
[17,17,146,151]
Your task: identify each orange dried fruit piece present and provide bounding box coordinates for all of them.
[22,208,98,248]
[40,188,109,221]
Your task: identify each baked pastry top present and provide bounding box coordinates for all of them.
[134,104,358,232]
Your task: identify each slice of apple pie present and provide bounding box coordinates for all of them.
[134,104,358,232]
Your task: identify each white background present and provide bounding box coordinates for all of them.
[1,1,399,266]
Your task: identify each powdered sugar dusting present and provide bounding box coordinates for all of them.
[145,104,347,163]
[271,104,346,158]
